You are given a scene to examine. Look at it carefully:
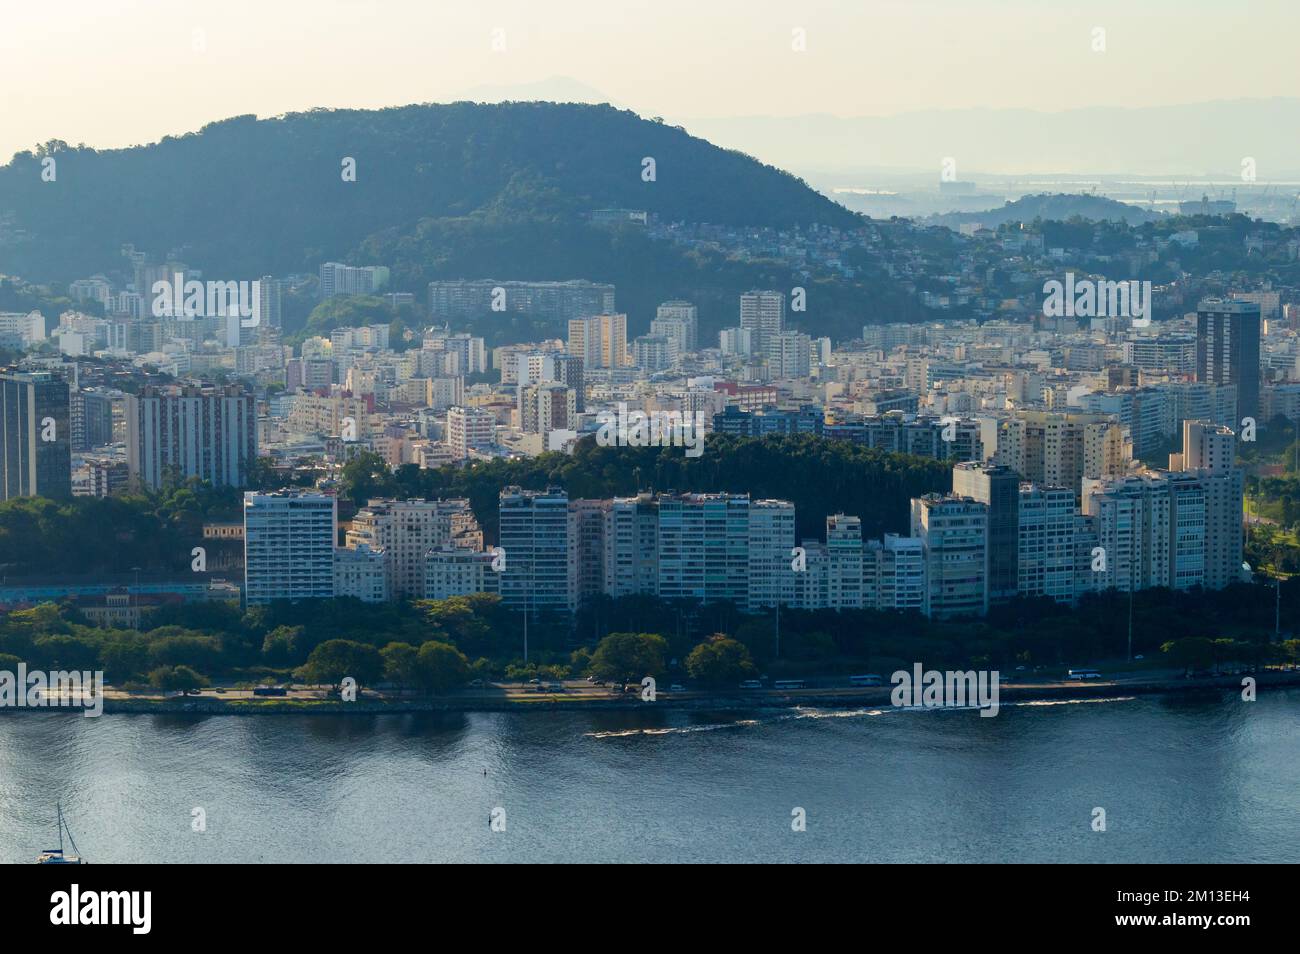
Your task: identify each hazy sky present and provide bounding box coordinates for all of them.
[1,0,1296,161]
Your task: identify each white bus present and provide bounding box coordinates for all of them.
[773,679,805,691]
[1067,669,1102,680]
[849,674,883,687]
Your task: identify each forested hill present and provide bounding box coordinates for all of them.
[0,102,859,282]
[929,192,1158,230]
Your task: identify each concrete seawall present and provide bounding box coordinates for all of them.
[5,671,1293,716]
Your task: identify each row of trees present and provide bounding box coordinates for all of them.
[0,478,242,578]
[0,434,949,580]
[4,580,1300,696]
[341,433,953,542]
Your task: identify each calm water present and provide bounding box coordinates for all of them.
[1,690,1297,863]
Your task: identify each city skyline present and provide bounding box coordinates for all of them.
[1,0,1296,882]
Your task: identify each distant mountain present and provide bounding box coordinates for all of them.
[928,193,1158,229]
[0,102,858,284]
[681,98,1300,178]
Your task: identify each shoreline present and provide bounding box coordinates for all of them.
[3,671,1296,716]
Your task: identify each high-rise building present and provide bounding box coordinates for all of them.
[568,499,608,608]
[567,313,629,369]
[0,371,71,501]
[651,300,698,353]
[866,533,926,611]
[1016,484,1077,604]
[498,487,573,613]
[318,262,389,298]
[824,514,864,609]
[244,491,337,605]
[768,331,812,378]
[422,328,487,376]
[125,384,257,490]
[739,290,785,353]
[911,494,989,618]
[748,499,797,611]
[425,545,500,599]
[1169,420,1244,590]
[333,543,388,603]
[70,388,116,451]
[604,494,660,598]
[952,462,1020,603]
[994,410,1130,497]
[0,311,47,350]
[518,382,576,435]
[428,280,615,323]
[1197,298,1261,424]
[656,493,751,606]
[1082,473,1187,592]
[257,276,283,330]
[446,406,496,459]
[346,498,480,599]
[719,327,755,356]
[632,334,678,371]
[549,354,585,412]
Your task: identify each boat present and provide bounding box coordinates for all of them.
[36,801,85,864]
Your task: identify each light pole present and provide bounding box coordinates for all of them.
[1127,586,1134,662]
[774,599,780,660]
[1126,558,1135,663]
[1275,575,1281,642]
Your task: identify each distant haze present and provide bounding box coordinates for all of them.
[2,0,1297,174]
[680,100,1300,179]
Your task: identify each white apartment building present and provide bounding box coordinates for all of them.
[603,494,660,598]
[244,492,337,605]
[748,499,797,611]
[498,486,573,613]
[346,498,481,599]
[1017,484,1077,603]
[318,262,389,298]
[334,543,388,603]
[656,493,751,606]
[446,406,496,459]
[825,514,864,609]
[911,494,990,618]
[768,331,813,379]
[866,533,926,612]
[424,545,500,599]
[653,301,698,352]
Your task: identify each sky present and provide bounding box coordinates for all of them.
[0,0,1297,162]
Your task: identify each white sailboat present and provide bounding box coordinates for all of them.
[36,801,85,864]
